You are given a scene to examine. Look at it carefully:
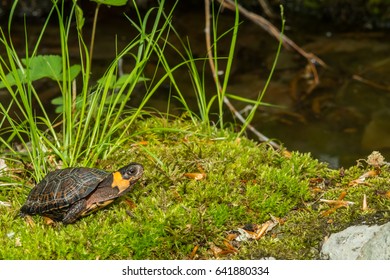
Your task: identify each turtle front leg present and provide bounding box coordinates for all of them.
[62,199,87,224]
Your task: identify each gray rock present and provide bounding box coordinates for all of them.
[320,222,390,260]
[359,222,390,259]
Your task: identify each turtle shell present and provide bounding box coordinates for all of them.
[20,167,109,217]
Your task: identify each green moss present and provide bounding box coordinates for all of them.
[1,117,390,259]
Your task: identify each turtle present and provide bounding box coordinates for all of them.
[20,162,143,224]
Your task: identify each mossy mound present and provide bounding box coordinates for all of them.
[1,117,389,259]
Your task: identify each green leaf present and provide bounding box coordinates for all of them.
[23,55,63,81]
[50,96,64,105]
[0,69,25,88]
[114,74,149,88]
[69,64,82,81]
[96,75,116,88]
[51,95,84,113]
[75,4,85,31]
[90,0,128,6]
[0,55,81,89]
[51,96,65,113]
[96,73,149,90]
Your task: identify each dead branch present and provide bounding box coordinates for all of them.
[216,0,327,68]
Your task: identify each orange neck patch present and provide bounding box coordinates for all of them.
[112,171,131,194]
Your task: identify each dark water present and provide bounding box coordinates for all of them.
[1,6,390,168]
[235,30,390,168]
[164,8,390,168]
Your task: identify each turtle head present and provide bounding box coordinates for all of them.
[112,163,144,195]
[120,163,144,182]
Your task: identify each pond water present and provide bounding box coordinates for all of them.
[1,4,389,168]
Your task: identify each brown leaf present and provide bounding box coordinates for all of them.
[338,191,347,200]
[43,216,55,226]
[320,199,353,207]
[24,215,35,227]
[349,170,379,186]
[209,243,223,258]
[189,244,199,260]
[183,173,206,180]
[320,198,354,217]
[362,194,368,211]
[196,163,205,173]
[226,233,239,241]
[254,220,278,240]
[131,141,148,146]
[234,218,280,242]
[223,240,238,252]
[361,170,380,178]
[124,199,137,209]
[282,150,292,158]
[321,208,337,217]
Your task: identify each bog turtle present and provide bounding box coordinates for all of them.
[20,162,143,224]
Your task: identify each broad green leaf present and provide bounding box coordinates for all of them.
[0,69,25,88]
[90,0,127,6]
[0,55,81,89]
[23,55,63,81]
[69,64,82,81]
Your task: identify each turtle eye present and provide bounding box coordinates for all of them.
[121,163,143,180]
[127,167,137,175]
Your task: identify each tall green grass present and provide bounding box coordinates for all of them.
[164,0,284,136]
[0,0,176,181]
[0,0,283,182]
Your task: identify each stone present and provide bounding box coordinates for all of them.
[320,223,390,260]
